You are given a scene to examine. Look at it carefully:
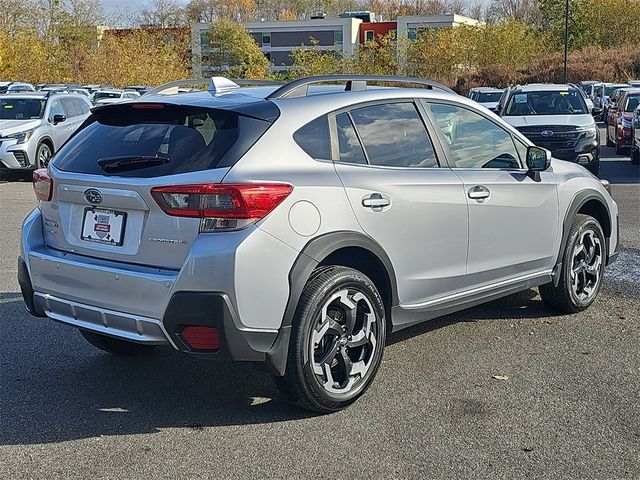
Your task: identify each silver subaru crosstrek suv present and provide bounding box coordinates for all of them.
[19,75,619,413]
[0,92,91,170]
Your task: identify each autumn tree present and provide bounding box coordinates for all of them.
[204,19,269,78]
[137,0,185,27]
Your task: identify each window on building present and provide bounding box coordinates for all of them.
[364,30,374,43]
[262,32,271,45]
[200,32,210,49]
[407,27,417,41]
[334,29,343,45]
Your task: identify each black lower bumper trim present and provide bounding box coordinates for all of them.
[162,292,278,364]
[17,256,46,317]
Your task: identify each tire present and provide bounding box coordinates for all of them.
[80,330,157,356]
[36,142,52,169]
[539,214,606,314]
[615,139,624,156]
[606,132,614,148]
[632,146,640,165]
[275,266,386,413]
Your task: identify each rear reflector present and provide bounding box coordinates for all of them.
[180,326,219,351]
[151,183,293,232]
[33,168,53,201]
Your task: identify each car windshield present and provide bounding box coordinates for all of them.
[604,85,626,96]
[504,89,588,116]
[478,91,502,102]
[0,98,46,120]
[94,92,121,100]
[623,94,640,112]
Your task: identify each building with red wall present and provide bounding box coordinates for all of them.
[359,21,396,44]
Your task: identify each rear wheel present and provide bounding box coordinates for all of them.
[80,330,157,356]
[539,214,605,313]
[606,134,614,148]
[275,266,386,413]
[631,145,640,165]
[615,139,624,155]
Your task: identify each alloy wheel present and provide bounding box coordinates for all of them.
[309,288,379,395]
[38,144,52,168]
[570,229,603,302]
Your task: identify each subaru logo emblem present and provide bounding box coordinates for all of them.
[84,188,103,205]
[541,130,554,137]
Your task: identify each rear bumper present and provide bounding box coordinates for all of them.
[18,208,284,368]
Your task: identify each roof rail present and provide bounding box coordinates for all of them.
[266,75,455,99]
[144,77,283,96]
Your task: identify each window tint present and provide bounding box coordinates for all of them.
[293,115,331,160]
[335,112,367,164]
[349,102,438,168]
[53,105,275,177]
[426,102,521,169]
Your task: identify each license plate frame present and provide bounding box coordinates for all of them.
[81,207,127,246]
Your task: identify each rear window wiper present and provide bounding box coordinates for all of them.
[98,155,169,173]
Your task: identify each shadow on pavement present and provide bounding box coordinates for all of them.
[0,288,559,445]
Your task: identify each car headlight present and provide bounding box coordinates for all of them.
[579,126,597,138]
[5,129,34,144]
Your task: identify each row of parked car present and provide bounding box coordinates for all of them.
[0,82,152,171]
[469,79,640,172]
[577,81,640,164]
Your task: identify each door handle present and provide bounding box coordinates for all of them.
[362,193,391,209]
[468,185,491,200]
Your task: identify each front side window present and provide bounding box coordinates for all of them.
[349,102,438,168]
[61,98,81,117]
[49,100,65,119]
[425,102,521,169]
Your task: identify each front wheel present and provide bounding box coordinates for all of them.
[275,266,386,413]
[539,214,606,313]
[36,142,52,168]
[80,330,157,356]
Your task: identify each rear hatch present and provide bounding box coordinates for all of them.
[39,100,278,269]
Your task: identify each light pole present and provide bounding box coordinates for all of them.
[563,0,569,83]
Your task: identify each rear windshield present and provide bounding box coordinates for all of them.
[53,104,274,177]
[623,94,640,112]
[94,91,121,100]
[604,85,626,96]
[478,91,502,102]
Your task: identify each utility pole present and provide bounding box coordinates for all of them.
[563,0,569,83]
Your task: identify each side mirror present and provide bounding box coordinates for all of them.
[592,107,603,117]
[495,104,503,114]
[52,114,66,124]
[526,146,551,180]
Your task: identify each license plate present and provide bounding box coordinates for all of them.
[81,208,127,246]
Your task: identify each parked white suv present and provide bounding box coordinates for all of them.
[500,84,601,175]
[0,92,92,170]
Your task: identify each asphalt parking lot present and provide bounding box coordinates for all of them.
[0,127,638,479]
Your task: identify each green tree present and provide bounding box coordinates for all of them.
[205,19,270,78]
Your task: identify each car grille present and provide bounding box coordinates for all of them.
[516,125,582,150]
[13,151,29,167]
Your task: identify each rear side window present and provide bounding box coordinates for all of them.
[335,112,367,164]
[293,115,331,160]
[349,102,438,168]
[54,104,275,177]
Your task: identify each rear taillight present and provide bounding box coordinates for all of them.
[33,168,52,201]
[151,183,293,232]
